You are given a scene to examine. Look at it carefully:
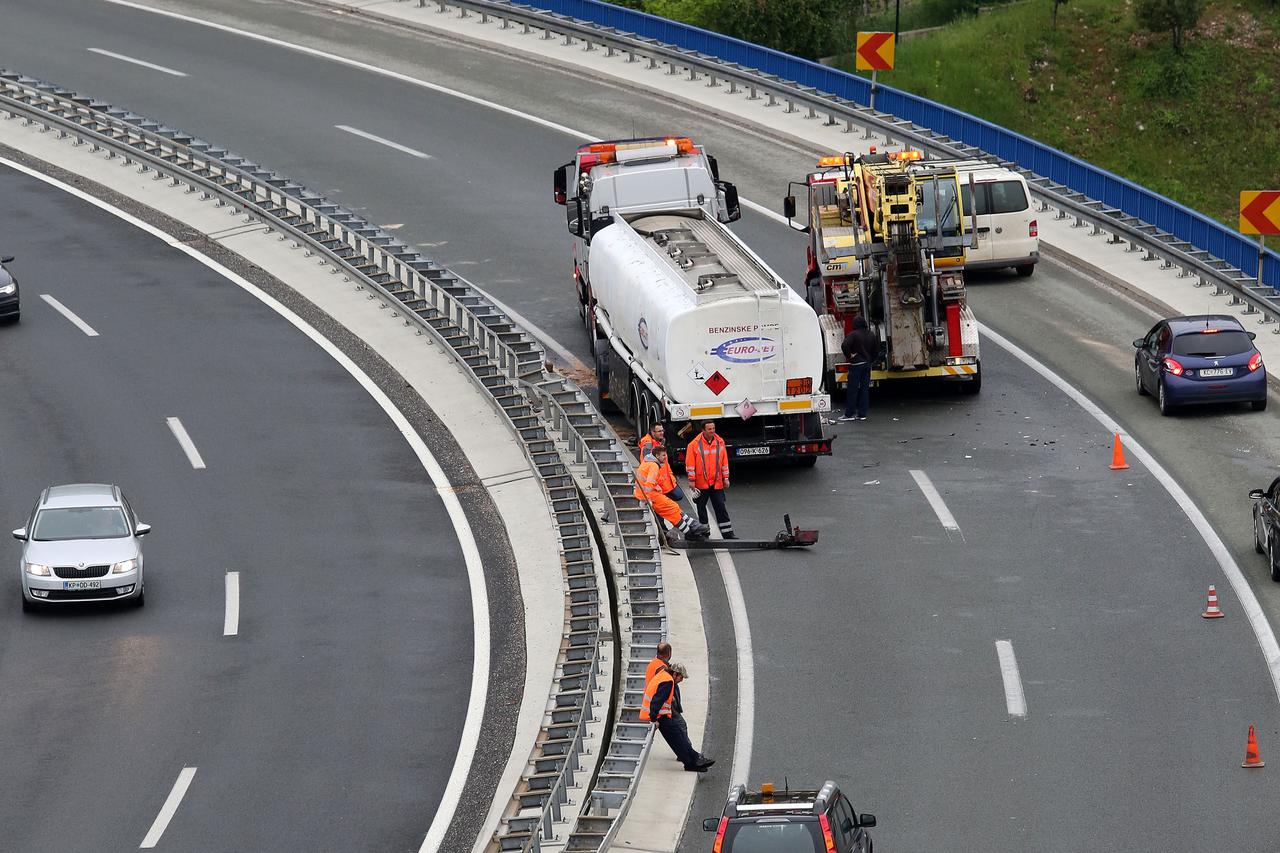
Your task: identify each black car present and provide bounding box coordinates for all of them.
[1250,479,1280,582]
[0,254,19,322]
[704,780,875,853]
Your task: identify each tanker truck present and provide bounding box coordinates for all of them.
[552,137,833,466]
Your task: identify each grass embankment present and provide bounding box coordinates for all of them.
[835,0,1280,226]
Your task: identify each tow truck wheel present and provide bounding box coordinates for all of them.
[960,367,981,395]
[791,455,818,469]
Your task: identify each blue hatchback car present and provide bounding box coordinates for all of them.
[1134,315,1267,415]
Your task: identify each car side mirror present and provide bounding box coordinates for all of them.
[858,813,876,828]
[0,255,13,264]
[135,523,152,536]
[1132,339,1145,349]
[840,817,854,833]
[717,181,741,223]
[702,818,719,831]
[783,195,797,220]
[1250,489,1265,500]
[553,162,571,206]
[12,528,27,541]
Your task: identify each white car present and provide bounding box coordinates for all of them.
[13,484,150,611]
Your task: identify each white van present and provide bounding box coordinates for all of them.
[955,167,1040,277]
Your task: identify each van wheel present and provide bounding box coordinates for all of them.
[1015,264,1034,278]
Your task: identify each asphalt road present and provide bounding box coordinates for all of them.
[4,1,1280,849]
[0,163,478,851]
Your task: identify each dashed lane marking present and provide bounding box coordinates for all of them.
[40,294,99,337]
[139,767,196,848]
[88,47,187,77]
[995,640,1027,719]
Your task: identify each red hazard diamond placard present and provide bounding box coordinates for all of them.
[704,371,729,396]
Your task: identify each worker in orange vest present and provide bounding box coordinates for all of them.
[639,662,714,772]
[644,641,690,751]
[684,420,735,539]
[635,445,709,540]
[638,423,683,501]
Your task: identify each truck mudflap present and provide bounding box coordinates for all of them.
[672,514,818,551]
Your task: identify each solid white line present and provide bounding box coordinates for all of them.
[994,640,1027,718]
[88,47,187,77]
[909,469,960,532]
[166,417,206,470]
[0,156,493,853]
[335,125,432,160]
[223,571,240,636]
[139,766,196,848]
[40,294,100,336]
[980,323,1280,705]
[709,531,754,786]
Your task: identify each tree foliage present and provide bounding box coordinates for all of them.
[1134,0,1205,52]
[645,0,848,60]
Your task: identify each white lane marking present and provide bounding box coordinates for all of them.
[0,157,493,853]
[40,294,99,336]
[166,417,206,470]
[909,469,961,533]
[335,124,432,160]
[994,640,1027,719]
[87,47,187,77]
[103,0,592,141]
[981,323,1280,705]
[708,529,754,786]
[139,767,196,848]
[223,571,240,636]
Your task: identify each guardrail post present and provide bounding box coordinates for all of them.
[542,26,554,40]
[688,67,698,82]
[765,92,777,107]
[747,84,758,100]
[707,73,719,88]
[647,56,658,70]
[665,62,678,76]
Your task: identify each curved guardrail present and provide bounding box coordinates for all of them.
[0,70,660,852]
[393,0,1280,324]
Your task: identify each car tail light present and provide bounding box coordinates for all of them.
[1029,219,1038,238]
[1250,352,1264,372]
[712,817,728,853]
[818,813,838,853]
[1162,356,1185,376]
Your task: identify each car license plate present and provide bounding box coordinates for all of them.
[63,580,101,591]
[737,446,770,457]
[1200,368,1233,377]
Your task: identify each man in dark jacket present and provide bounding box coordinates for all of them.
[840,315,877,421]
[643,663,714,772]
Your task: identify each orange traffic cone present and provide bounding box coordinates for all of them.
[1243,725,1265,768]
[1202,585,1225,619]
[1108,433,1130,470]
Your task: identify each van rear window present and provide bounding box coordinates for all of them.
[988,180,1029,214]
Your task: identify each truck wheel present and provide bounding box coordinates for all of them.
[632,381,649,434]
[960,367,982,395]
[791,455,819,469]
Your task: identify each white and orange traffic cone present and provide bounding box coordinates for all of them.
[1202,585,1225,619]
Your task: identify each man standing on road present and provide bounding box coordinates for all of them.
[636,446,710,541]
[685,421,735,539]
[640,662,714,772]
[639,423,683,502]
[840,315,877,422]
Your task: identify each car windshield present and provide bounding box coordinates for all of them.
[32,506,130,541]
[1172,330,1252,357]
[725,819,822,852]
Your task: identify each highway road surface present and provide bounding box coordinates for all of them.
[0,158,507,851]
[4,0,1280,849]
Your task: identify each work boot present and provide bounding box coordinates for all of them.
[685,521,711,541]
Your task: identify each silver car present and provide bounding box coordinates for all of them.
[13,484,150,611]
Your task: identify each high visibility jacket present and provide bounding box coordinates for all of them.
[685,434,729,489]
[639,670,675,721]
[633,458,664,503]
[645,656,667,685]
[639,435,678,493]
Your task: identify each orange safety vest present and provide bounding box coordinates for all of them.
[633,458,663,503]
[645,656,667,685]
[639,670,675,721]
[685,434,729,489]
[638,435,677,493]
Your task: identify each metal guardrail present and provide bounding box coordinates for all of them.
[0,71,661,852]
[390,0,1280,325]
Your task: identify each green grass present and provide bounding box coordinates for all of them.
[832,0,1280,225]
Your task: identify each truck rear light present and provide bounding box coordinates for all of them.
[1250,352,1264,372]
[712,816,728,853]
[786,377,813,395]
[1162,356,1185,376]
[1029,219,1038,238]
[818,814,837,853]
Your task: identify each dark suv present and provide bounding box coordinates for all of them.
[704,780,875,853]
[0,254,18,322]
